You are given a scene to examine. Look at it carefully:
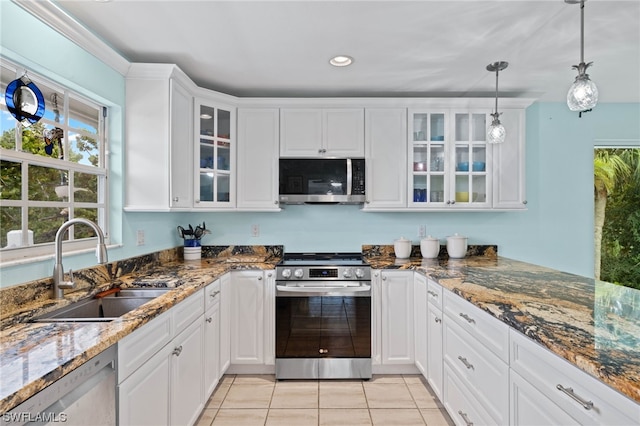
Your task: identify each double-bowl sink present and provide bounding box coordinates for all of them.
[32,288,171,322]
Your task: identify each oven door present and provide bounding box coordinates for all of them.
[275,282,371,379]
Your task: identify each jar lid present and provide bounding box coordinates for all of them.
[395,236,411,242]
[447,233,467,240]
[422,235,438,241]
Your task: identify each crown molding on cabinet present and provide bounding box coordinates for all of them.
[12,0,131,76]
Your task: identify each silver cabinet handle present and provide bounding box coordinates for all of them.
[172,345,183,356]
[267,272,273,277]
[556,384,594,410]
[457,411,473,426]
[435,317,442,323]
[258,276,263,280]
[427,290,438,298]
[382,276,387,281]
[459,313,475,324]
[206,317,212,323]
[210,290,220,298]
[457,356,474,370]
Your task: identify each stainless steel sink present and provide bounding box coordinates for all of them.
[32,288,171,322]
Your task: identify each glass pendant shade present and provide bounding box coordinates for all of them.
[567,71,598,111]
[487,118,506,144]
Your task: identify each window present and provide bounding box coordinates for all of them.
[0,58,108,262]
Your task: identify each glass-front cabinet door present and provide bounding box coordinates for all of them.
[451,112,490,207]
[195,99,235,208]
[409,111,447,206]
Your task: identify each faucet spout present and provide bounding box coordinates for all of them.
[53,218,108,299]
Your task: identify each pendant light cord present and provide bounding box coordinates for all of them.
[580,0,585,64]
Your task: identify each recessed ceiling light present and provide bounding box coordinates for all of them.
[329,55,354,67]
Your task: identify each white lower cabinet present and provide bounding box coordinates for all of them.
[219,273,231,374]
[426,279,444,400]
[117,289,205,426]
[444,362,496,426]
[510,329,639,426]
[413,273,428,375]
[377,270,414,365]
[203,280,221,399]
[229,270,275,365]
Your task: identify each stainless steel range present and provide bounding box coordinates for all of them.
[275,252,372,379]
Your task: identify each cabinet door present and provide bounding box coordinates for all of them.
[510,369,579,426]
[169,78,193,209]
[219,273,231,374]
[408,110,448,208]
[118,344,171,426]
[364,108,407,209]
[203,303,220,399]
[194,98,235,208]
[381,271,414,364]
[427,304,444,400]
[171,318,205,426]
[236,108,281,210]
[323,108,365,157]
[230,271,265,364]
[493,108,527,209]
[413,273,428,375]
[280,108,323,156]
[449,111,492,208]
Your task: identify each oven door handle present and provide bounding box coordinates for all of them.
[276,284,371,297]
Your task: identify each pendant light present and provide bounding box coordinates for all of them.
[566,0,598,115]
[486,61,508,144]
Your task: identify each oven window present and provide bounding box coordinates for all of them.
[276,296,371,358]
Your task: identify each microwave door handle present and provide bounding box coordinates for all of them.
[346,158,352,196]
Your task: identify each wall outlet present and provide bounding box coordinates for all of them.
[251,224,260,237]
[418,225,426,238]
[136,229,145,246]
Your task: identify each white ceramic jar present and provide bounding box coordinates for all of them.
[446,233,468,258]
[394,237,412,259]
[420,236,440,258]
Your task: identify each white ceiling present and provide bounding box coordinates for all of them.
[53,0,640,102]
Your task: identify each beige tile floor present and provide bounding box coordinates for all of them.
[196,374,454,426]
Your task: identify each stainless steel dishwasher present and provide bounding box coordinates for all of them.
[2,345,116,426]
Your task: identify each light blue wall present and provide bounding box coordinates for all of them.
[1,1,639,287]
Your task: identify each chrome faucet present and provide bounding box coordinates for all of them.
[53,218,108,299]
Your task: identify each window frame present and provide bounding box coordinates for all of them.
[0,58,109,264]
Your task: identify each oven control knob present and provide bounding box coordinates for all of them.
[294,269,304,279]
[281,269,292,279]
[342,268,353,278]
[355,268,365,278]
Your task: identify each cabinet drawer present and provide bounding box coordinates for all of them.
[173,289,204,335]
[444,317,509,425]
[204,279,221,311]
[510,329,639,425]
[443,363,496,426]
[427,279,443,310]
[443,290,509,361]
[118,309,172,383]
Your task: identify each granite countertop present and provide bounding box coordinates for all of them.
[1,245,639,414]
[364,245,640,406]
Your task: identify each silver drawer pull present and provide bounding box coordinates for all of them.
[206,317,213,323]
[435,317,442,323]
[457,355,474,370]
[427,290,439,298]
[459,313,475,324]
[172,345,183,357]
[210,290,220,298]
[457,410,473,426]
[556,384,594,410]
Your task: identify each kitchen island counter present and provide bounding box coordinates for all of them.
[365,245,640,406]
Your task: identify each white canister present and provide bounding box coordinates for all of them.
[446,233,468,258]
[420,236,440,258]
[394,237,412,259]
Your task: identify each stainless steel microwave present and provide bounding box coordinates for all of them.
[279,158,366,204]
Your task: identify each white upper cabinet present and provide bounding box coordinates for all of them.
[124,63,194,211]
[363,108,407,209]
[280,108,365,157]
[493,108,527,209]
[193,97,236,209]
[236,108,281,211]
